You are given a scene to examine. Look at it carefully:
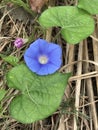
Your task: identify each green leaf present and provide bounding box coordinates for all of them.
[78,0,98,15]
[0,89,6,101]
[6,64,70,123]
[3,55,19,66]
[39,6,94,44]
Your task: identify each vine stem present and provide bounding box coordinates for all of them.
[45,28,52,42]
[45,0,55,42]
[75,0,78,6]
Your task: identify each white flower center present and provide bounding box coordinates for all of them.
[38,55,48,64]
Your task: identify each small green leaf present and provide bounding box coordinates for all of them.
[0,89,6,101]
[78,0,98,15]
[3,56,19,66]
[39,6,94,44]
[6,64,70,123]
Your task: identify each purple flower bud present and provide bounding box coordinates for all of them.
[14,38,24,48]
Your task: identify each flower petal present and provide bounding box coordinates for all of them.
[48,47,62,67]
[48,43,61,53]
[24,46,39,58]
[47,63,60,74]
[30,39,49,54]
[37,65,48,75]
[48,45,62,58]
[24,56,40,72]
[49,58,62,67]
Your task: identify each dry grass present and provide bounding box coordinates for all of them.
[0,0,98,130]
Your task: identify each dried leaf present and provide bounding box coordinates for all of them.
[1,6,34,23]
[29,0,48,13]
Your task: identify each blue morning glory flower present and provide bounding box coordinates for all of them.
[24,39,62,75]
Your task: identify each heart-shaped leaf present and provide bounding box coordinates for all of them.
[6,64,70,123]
[39,6,94,44]
[78,0,98,15]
